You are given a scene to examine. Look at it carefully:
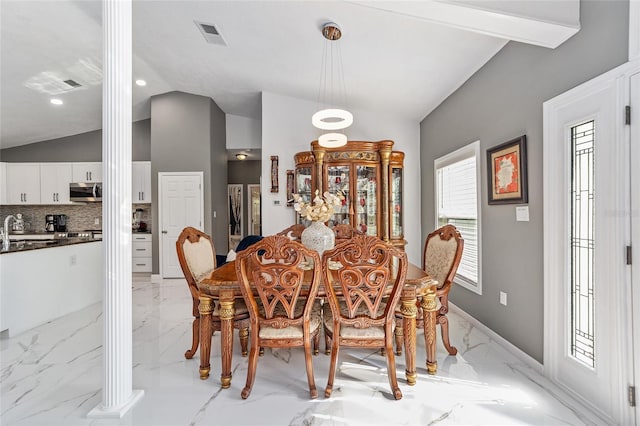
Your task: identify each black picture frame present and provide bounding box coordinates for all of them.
[487,135,528,205]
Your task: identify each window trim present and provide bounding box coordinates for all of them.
[434,140,482,295]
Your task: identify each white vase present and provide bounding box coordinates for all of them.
[301,221,335,256]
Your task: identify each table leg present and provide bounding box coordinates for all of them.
[218,292,235,389]
[421,286,438,375]
[400,296,418,385]
[198,296,213,380]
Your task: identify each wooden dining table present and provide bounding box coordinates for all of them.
[197,259,439,389]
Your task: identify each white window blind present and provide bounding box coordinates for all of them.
[434,141,481,294]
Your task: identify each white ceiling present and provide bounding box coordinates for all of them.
[0,1,579,150]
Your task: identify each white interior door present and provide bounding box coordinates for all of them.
[544,69,633,424]
[247,184,261,235]
[159,172,203,278]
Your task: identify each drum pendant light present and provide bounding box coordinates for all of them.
[313,22,352,148]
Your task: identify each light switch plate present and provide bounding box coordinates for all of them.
[515,206,529,222]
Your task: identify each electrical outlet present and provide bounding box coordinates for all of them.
[70,255,77,266]
[94,218,100,225]
[500,291,507,306]
[213,211,217,218]
[273,200,281,206]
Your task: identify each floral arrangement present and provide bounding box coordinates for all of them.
[292,190,344,222]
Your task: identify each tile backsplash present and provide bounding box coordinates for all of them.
[0,203,152,232]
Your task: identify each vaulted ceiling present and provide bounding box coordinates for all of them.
[0,1,579,150]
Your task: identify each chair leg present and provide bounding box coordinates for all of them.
[185,317,200,359]
[324,329,331,355]
[325,338,340,398]
[239,327,249,357]
[241,333,260,399]
[394,319,403,356]
[313,331,320,355]
[384,335,402,400]
[438,314,458,355]
[304,336,318,399]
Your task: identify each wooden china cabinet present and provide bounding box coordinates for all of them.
[294,140,405,249]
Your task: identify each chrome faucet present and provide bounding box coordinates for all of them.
[3,215,16,250]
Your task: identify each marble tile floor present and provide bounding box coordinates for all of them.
[1,276,594,426]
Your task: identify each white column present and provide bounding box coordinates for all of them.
[88,0,143,417]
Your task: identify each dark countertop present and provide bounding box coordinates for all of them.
[1,238,101,254]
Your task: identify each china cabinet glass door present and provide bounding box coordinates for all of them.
[391,167,403,238]
[295,167,313,225]
[327,165,350,227]
[355,166,377,235]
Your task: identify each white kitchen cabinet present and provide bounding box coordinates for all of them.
[132,233,152,272]
[40,163,72,204]
[0,163,6,205]
[6,163,40,204]
[72,162,102,182]
[132,161,152,203]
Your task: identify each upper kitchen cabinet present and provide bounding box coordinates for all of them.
[294,140,405,249]
[40,163,72,204]
[72,162,102,182]
[6,163,41,204]
[132,161,152,203]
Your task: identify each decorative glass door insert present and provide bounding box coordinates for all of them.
[570,119,595,368]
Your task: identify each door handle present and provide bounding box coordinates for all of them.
[162,230,168,234]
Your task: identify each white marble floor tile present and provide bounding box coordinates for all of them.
[1,276,591,426]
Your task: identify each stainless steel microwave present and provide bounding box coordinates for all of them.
[69,182,102,202]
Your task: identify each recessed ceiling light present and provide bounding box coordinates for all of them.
[135,79,147,86]
[236,153,247,160]
[50,98,63,105]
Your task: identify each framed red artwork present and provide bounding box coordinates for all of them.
[487,135,528,205]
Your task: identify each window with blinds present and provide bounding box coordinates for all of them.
[434,141,482,294]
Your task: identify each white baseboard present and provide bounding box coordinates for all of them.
[448,301,543,374]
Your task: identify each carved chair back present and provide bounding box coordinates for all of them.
[276,223,305,241]
[235,235,322,333]
[333,223,364,242]
[323,234,407,329]
[176,226,216,316]
[423,224,464,291]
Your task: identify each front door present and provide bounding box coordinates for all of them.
[159,172,204,278]
[544,66,636,424]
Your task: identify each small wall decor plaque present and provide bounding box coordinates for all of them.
[270,155,279,193]
[487,135,528,204]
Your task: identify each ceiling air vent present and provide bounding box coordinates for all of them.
[195,21,227,46]
[63,79,82,88]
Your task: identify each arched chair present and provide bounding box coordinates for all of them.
[235,235,323,399]
[394,224,463,356]
[332,223,363,242]
[322,235,408,400]
[176,226,250,359]
[277,223,305,241]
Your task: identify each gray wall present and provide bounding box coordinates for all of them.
[150,91,227,272]
[209,97,228,253]
[420,1,629,362]
[228,160,261,240]
[0,119,151,162]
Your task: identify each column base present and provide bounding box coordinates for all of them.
[87,389,144,419]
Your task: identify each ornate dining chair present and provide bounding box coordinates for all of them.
[276,223,305,241]
[332,223,363,242]
[394,224,463,356]
[322,234,408,400]
[235,235,322,399]
[176,226,250,359]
